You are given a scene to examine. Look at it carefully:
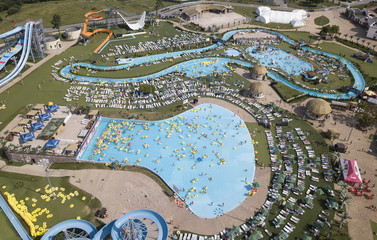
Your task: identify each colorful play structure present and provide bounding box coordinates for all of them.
[82,9,146,53]
[294,42,307,50]
[353,51,374,63]
[253,44,266,53]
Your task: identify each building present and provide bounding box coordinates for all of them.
[64,26,81,40]
[181,4,233,21]
[250,64,267,80]
[249,82,266,98]
[255,6,307,27]
[45,34,61,50]
[305,98,331,119]
[344,7,377,39]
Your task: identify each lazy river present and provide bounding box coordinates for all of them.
[60,29,365,99]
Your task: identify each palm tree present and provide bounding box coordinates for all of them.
[344,33,348,40]
[356,37,360,44]
[367,41,371,49]
[362,39,366,46]
[337,211,351,228]
[350,35,354,42]
[338,181,349,194]
[325,219,334,237]
[373,44,376,51]
[340,191,352,209]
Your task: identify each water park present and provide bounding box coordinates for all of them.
[0,2,377,240]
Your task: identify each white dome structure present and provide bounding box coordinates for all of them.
[255,6,307,27]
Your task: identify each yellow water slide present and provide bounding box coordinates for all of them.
[82,9,113,53]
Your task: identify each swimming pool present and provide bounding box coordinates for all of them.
[246,46,313,76]
[78,104,255,218]
[225,49,241,57]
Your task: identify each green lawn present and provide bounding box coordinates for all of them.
[287,0,339,9]
[371,220,377,240]
[0,210,20,240]
[0,171,101,237]
[0,0,177,34]
[314,16,330,26]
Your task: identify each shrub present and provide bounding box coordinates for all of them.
[7,5,20,15]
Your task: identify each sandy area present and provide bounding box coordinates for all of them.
[0,162,270,237]
[191,12,247,29]
[197,97,256,123]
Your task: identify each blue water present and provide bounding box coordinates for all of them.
[225,49,241,57]
[79,104,255,218]
[60,29,365,99]
[246,46,313,76]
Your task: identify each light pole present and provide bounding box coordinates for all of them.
[42,158,56,200]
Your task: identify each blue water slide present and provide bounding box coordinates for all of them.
[92,220,116,240]
[0,22,33,87]
[40,219,98,240]
[0,38,24,71]
[0,26,24,39]
[111,209,168,240]
[0,194,33,240]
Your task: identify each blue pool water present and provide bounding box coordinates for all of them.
[225,49,241,57]
[78,104,255,218]
[246,46,313,76]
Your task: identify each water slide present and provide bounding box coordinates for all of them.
[0,26,24,39]
[116,11,146,30]
[0,194,33,240]
[0,39,24,71]
[82,10,113,54]
[41,209,168,240]
[0,22,33,88]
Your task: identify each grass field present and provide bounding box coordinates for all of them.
[0,210,20,240]
[0,0,176,34]
[314,16,330,26]
[0,171,101,237]
[371,220,377,240]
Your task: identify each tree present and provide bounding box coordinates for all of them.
[356,37,360,44]
[306,0,324,6]
[0,16,3,22]
[373,44,376,50]
[356,102,377,128]
[367,41,371,48]
[325,220,334,238]
[339,191,352,209]
[7,5,20,15]
[361,39,366,46]
[155,0,163,18]
[337,211,351,228]
[139,83,156,94]
[51,14,61,36]
[350,35,354,42]
[344,33,348,39]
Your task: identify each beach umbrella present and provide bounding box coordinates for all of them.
[275,183,283,190]
[316,188,325,196]
[277,230,289,239]
[287,183,295,189]
[327,169,336,175]
[252,182,260,188]
[261,208,269,216]
[275,193,283,201]
[304,196,313,204]
[227,230,237,240]
[294,205,304,213]
[315,220,325,229]
[303,235,312,240]
[231,225,241,233]
[248,230,263,240]
[297,184,305,192]
[277,175,285,183]
[285,201,294,209]
[276,217,285,226]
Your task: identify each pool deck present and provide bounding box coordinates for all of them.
[0,161,270,236]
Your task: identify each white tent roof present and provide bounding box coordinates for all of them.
[255,6,307,27]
